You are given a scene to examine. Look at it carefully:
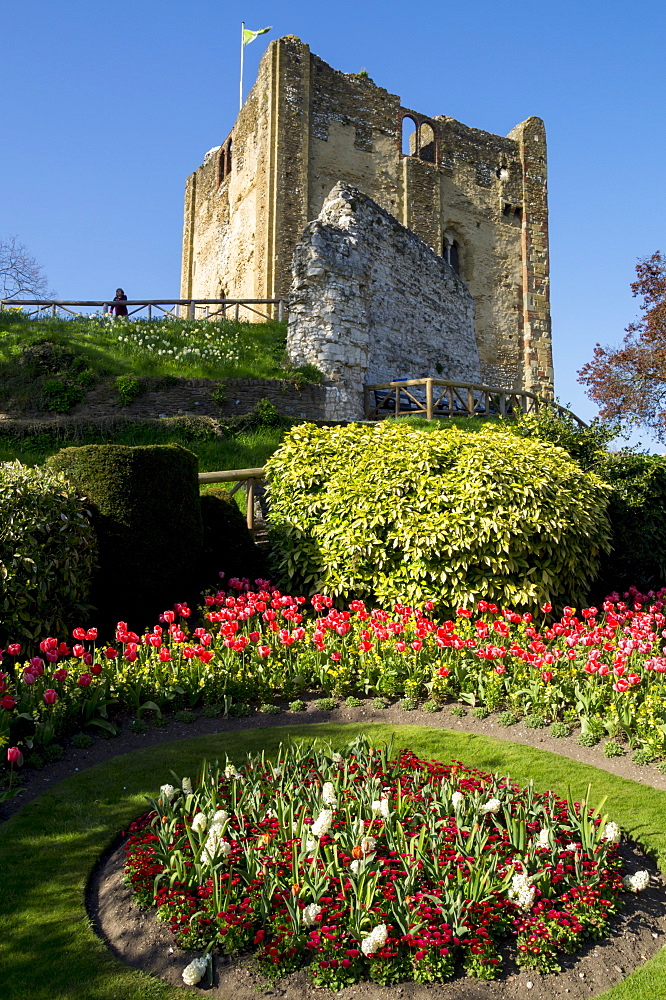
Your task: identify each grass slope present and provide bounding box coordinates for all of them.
[1,724,665,1000]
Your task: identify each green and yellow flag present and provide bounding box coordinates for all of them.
[243,26,272,46]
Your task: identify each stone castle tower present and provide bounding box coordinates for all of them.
[181,36,553,395]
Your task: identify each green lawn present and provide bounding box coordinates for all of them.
[1,723,665,1000]
[0,418,283,473]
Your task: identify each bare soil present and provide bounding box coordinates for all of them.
[4,698,666,998]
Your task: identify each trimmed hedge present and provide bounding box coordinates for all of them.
[595,453,666,595]
[199,486,268,587]
[46,444,203,630]
[265,422,612,611]
[0,461,97,646]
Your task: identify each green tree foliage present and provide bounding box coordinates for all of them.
[511,406,617,471]
[0,462,97,646]
[265,422,611,611]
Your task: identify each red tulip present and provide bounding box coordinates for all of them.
[91,663,103,676]
[29,657,44,675]
[7,747,23,765]
[159,647,172,662]
[105,647,118,659]
[72,628,86,640]
[77,673,92,687]
[1,695,16,710]
[53,668,68,682]
[43,689,58,705]
[7,644,21,656]
[258,645,272,658]
[72,644,85,658]
[85,628,98,640]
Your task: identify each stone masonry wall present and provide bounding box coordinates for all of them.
[182,36,553,399]
[287,184,479,420]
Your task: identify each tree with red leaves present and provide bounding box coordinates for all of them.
[579,251,666,439]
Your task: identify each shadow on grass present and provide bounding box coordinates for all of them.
[2,723,666,1000]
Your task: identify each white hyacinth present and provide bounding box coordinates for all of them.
[224,763,242,780]
[360,836,376,855]
[332,752,343,764]
[371,796,390,819]
[303,902,322,927]
[209,809,228,829]
[479,797,501,815]
[361,923,388,956]
[322,782,337,807]
[602,821,622,845]
[182,954,209,985]
[451,791,464,809]
[564,842,579,853]
[538,828,550,847]
[508,873,535,912]
[202,827,232,864]
[160,783,177,802]
[624,870,650,892]
[191,812,207,835]
[181,777,193,795]
[311,809,333,838]
[350,859,361,874]
[305,835,317,852]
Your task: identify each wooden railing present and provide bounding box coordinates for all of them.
[364,378,587,426]
[199,467,266,534]
[0,298,288,322]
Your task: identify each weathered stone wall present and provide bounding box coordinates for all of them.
[182,35,553,397]
[287,184,479,420]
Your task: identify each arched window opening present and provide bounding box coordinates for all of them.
[401,115,418,156]
[216,137,233,187]
[443,237,461,275]
[418,122,436,163]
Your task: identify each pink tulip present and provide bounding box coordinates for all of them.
[7,747,23,765]
[43,689,58,705]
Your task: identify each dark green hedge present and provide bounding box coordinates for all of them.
[199,487,268,588]
[594,453,666,596]
[46,444,203,630]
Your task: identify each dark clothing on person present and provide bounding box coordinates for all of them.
[110,293,128,317]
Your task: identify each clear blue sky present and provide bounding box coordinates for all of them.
[3,0,665,443]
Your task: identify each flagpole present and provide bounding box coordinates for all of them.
[239,21,245,111]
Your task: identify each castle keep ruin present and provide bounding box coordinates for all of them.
[181,36,553,398]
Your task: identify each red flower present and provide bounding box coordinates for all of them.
[91,663,103,676]
[73,644,85,658]
[7,747,23,765]
[541,670,554,682]
[258,645,272,658]
[159,647,173,662]
[105,647,118,659]
[1,695,16,710]
[23,671,36,686]
[7,644,21,656]
[78,673,92,687]
[541,603,553,613]
[85,628,98,640]
[43,689,58,705]
[54,668,68,682]
[72,628,86,640]
[438,666,451,677]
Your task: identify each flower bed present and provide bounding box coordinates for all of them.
[3,584,666,764]
[123,736,644,989]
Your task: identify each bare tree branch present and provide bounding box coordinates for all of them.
[0,234,55,300]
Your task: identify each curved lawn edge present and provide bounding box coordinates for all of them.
[1,722,665,1000]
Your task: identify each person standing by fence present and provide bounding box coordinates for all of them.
[110,288,128,317]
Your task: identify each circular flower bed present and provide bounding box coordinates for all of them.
[124,736,644,990]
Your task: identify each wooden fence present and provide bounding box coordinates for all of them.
[0,298,288,322]
[364,378,587,426]
[198,467,266,534]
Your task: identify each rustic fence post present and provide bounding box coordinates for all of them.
[426,379,434,420]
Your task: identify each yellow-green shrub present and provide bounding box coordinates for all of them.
[265,422,611,610]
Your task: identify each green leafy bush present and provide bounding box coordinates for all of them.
[595,453,666,594]
[46,444,202,631]
[115,375,144,406]
[550,722,571,738]
[266,423,611,611]
[603,740,626,758]
[0,461,97,646]
[511,407,617,472]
